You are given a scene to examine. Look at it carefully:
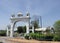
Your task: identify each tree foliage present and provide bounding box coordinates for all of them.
[17,26,26,33]
[45,28,51,34]
[31,20,39,29]
[0,30,6,36]
[53,20,60,34]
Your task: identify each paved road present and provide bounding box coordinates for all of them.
[0,37,16,43]
[0,37,60,43]
[0,37,9,43]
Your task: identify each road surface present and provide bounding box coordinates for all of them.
[0,37,60,43]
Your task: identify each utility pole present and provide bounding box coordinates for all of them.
[40,16,42,28]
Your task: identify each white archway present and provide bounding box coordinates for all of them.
[7,12,34,37]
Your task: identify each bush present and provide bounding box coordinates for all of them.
[44,34,54,41]
[30,33,39,39]
[24,34,30,40]
[25,35,29,39]
[30,33,43,40]
[13,32,19,37]
[53,35,60,41]
[44,35,54,41]
[0,30,6,36]
[30,33,54,41]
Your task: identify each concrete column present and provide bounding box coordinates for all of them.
[10,22,14,37]
[6,27,9,36]
[32,26,34,33]
[26,22,29,34]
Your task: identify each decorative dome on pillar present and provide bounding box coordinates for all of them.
[11,14,15,17]
[26,11,30,16]
[7,25,11,29]
[17,12,23,17]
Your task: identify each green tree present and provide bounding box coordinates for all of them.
[53,20,60,34]
[0,30,6,36]
[17,26,26,33]
[53,20,60,41]
[17,26,23,33]
[23,26,26,33]
[31,20,39,29]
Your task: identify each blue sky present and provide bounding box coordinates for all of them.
[0,0,60,30]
